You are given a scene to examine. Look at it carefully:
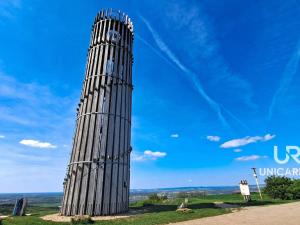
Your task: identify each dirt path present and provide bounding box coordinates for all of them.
[170,201,300,225]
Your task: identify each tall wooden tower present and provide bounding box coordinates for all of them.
[61,9,134,216]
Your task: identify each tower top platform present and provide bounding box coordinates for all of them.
[93,9,134,33]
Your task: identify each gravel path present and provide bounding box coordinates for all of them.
[170,201,300,225]
[41,213,132,222]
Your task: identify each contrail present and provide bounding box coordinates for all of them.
[268,39,300,122]
[221,106,250,131]
[139,15,237,131]
[135,34,177,71]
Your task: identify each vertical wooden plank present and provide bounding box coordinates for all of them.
[110,19,122,214]
[120,22,128,211]
[102,18,118,215]
[94,17,111,215]
[91,67,106,215]
[127,25,133,210]
[126,30,134,211]
[108,19,121,215]
[116,22,125,214]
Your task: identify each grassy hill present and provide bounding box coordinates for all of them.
[0,193,295,225]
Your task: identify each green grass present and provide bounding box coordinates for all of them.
[1,193,296,225]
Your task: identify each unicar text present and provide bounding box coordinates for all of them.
[259,168,300,177]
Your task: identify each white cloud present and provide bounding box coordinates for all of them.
[0,135,4,139]
[220,134,276,148]
[221,136,260,148]
[144,150,167,158]
[263,134,276,141]
[132,150,167,162]
[235,155,268,162]
[170,134,179,138]
[19,139,57,149]
[233,149,243,153]
[207,135,220,142]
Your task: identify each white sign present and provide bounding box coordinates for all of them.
[240,183,250,196]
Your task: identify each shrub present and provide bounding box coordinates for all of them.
[159,195,168,200]
[148,193,167,201]
[142,201,154,207]
[176,191,207,198]
[264,176,294,200]
[176,192,189,198]
[288,179,300,199]
[148,193,160,201]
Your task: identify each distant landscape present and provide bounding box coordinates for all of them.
[0,185,260,209]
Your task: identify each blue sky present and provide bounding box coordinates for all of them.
[0,0,300,193]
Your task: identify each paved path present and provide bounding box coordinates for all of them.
[170,201,300,225]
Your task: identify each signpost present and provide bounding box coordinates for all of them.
[251,167,263,200]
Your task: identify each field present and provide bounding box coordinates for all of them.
[0,193,295,225]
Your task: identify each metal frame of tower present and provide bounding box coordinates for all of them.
[61,9,134,216]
